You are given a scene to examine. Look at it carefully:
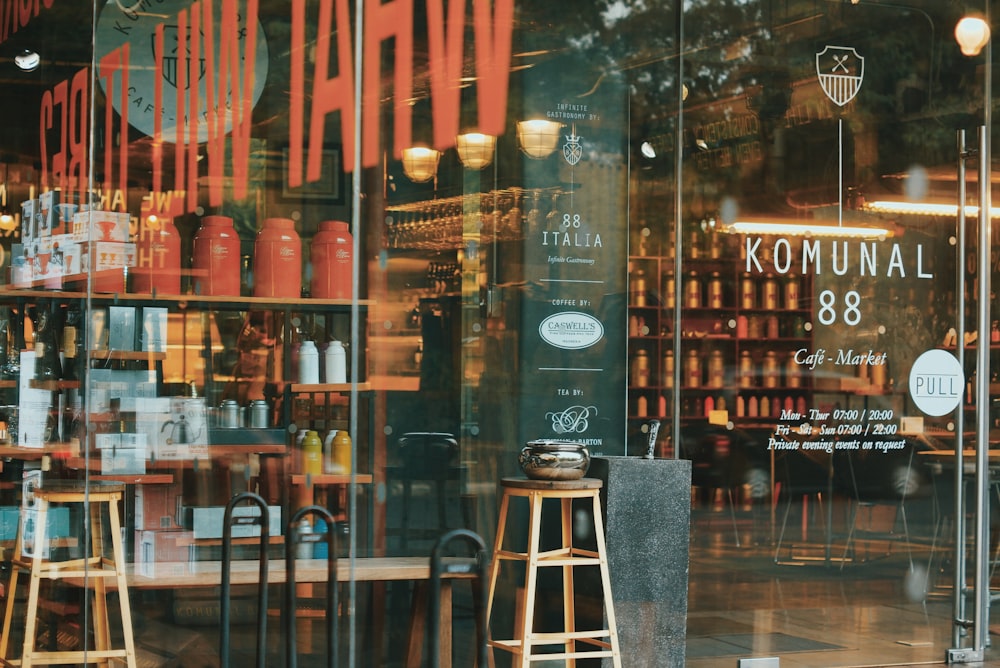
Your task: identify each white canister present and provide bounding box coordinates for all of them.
[324,340,347,384]
[298,340,320,384]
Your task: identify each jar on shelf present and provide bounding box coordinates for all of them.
[631,349,650,387]
[785,275,800,310]
[738,350,754,388]
[685,349,701,388]
[685,273,701,308]
[740,277,755,309]
[254,217,302,298]
[762,275,779,310]
[311,220,353,299]
[631,269,647,307]
[785,352,801,388]
[762,351,779,388]
[193,215,241,296]
[708,273,723,309]
[707,349,725,388]
[662,349,674,389]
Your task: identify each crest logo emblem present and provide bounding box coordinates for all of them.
[816,45,864,106]
[562,130,583,165]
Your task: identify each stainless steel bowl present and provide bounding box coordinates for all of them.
[518,440,590,480]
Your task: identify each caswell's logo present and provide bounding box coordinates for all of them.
[546,405,598,434]
[538,312,603,350]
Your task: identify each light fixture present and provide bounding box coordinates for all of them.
[724,219,891,238]
[516,119,562,159]
[14,50,39,72]
[456,132,496,169]
[955,15,991,56]
[864,199,1000,218]
[640,141,657,159]
[401,146,441,183]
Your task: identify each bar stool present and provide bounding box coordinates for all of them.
[485,477,621,667]
[0,480,136,667]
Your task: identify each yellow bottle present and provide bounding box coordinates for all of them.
[302,430,323,475]
[333,430,352,475]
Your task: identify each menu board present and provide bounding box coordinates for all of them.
[517,99,628,456]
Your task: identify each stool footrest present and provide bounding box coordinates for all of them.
[490,638,615,661]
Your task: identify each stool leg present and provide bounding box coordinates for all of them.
[591,492,622,668]
[89,500,112,666]
[107,496,137,668]
[519,491,543,668]
[0,530,24,660]
[21,499,50,668]
[485,491,511,668]
[560,497,576,667]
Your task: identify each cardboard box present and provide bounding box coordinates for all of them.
[183,505,282,539]
[100,438,147,475]
[136,530,193,565]
[81,241,136,272]
[135,483,183,531]
[71,210,130,243]
[0,506,70,541]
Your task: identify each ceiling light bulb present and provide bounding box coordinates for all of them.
[956,16,991,56]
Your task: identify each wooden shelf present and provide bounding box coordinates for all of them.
[290,473,373,486]
[291,383,372,393]
[87,350,167,362]
[28,379,80,391]
[0,287,373,310]
[0,443,80,459]
[91,473,174,484]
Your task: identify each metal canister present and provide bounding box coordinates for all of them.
[221,400,240,428]
[249,400,270,428]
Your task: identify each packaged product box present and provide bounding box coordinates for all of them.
[81,241,136,272]
[0,506,70,541]
[135,482,184,531]
[50,234,81,276]
[99,433,147,475]
[136,529,195,565]
[20,199,38,246]
[183,505,282,539]
[38,190,59,236]
[70,210,131,243]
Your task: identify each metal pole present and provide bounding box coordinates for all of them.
[953,129,968,650]
[671,0,684,458]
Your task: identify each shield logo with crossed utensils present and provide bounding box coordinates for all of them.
[562,131,583,166]
[816,45,864,107]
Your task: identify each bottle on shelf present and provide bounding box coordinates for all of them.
[785,275,800,310]
[324,339,347,384]
[298,340,320,384]
[708,273,723,309]
[631,269,647,307]
[302,430,323,475]
[332,429,352,474]
[707,349,724,388]
[740,277,755,309]
[762,275,779,310]
[637,395,648,417]
[738,351,753,388]
[762,351,779,389]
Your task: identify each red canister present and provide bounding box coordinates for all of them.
[132,215,181,294]
[193,215,241,296]
[310,220,353,299]
[253,217,302,298]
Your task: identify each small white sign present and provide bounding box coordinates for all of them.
[909,349,964,417]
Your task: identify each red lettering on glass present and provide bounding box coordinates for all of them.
[68,68,88,202]
[99,45,129,207]
[473,0,514,137]
[186,3,201,212]
[152,24,164,194]
[174,9,188,197]
[426,0,464,148]
[363,0,414,164]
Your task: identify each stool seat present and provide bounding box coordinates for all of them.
[486,476,621,666]
[0,479,136,667]
[499,476,602,491]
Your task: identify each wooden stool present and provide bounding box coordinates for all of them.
[0,480,136,667]
[486,477,621,667]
